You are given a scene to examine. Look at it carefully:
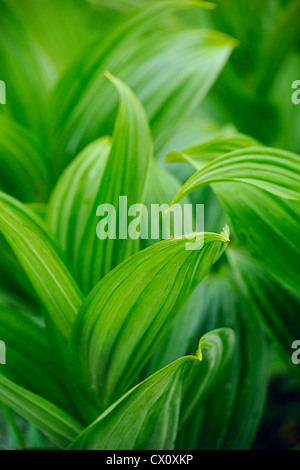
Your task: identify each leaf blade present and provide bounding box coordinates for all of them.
[68,328,234,450]
[69,229,230,409]
[0,193,83,339]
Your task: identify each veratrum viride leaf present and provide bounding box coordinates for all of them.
[47,75,152,293]
[0,192,83,339]
[68,328,234,450]
[68,229,230,410]
[168,146,300,295]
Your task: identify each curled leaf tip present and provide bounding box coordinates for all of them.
[104,71,115,82]
[196,345,203,361]
[221,224,230,242]
[164,205,173,214]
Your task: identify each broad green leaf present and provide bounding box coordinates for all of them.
[0,116,51,202]
[48,1,235,173]
[169,147,300,205]
[168,146,300,295]
[48,75,152,293]
[0,373,83,449]
[227,246,300,378]
[179,326,237,425]
[68,228,230,409]
[69,328,234,450]
[166,132,259,170]
[47,138,110,258]
[0,193,83,339]
[146,281,214,374]
[177,268,269,450]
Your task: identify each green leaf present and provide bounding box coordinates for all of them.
[146,283,206,374]
[68,328,234,450]
[0,192,83,339]
[48,74,152,293]
[166,132,259,170]
[180,326,237,425]
[48,1,236,173]
[168,146,300,295]
[47,138,110,258]
[0,373,83,449]
[169,147,300,205]
[177,268,269,450]
[68,228,230,410]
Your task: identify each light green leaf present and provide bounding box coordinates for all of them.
[48,75,152,293]
[68,328,234,450]
[169,147,300,205]
[166,132,259,170]
[47,137,110,260]
[0,193,83,339]
[168,146,300,295]
[177,268,269,450]
[68,228,230,409]
[146,283,206,374]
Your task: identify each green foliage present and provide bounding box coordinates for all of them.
[0,0,299,451]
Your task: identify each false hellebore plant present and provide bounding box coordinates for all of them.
[0,0,300,450]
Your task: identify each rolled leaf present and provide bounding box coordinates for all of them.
[177,269,270,450]
[69,328,234,450]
